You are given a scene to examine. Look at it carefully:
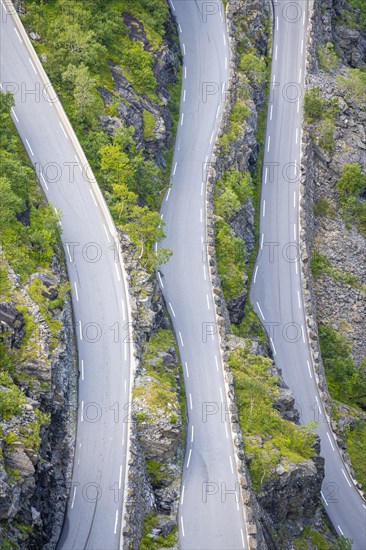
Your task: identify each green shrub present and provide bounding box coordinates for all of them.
[239,51,267,84]
[310,251,331,277]
[142,109,156,140]
[345,421,366,489]
[215,170,253,220]
[337,164,366,197]
[304,87,326,121]
[313,198,335,217]
[0,373,26,420]
[215,220,246,300]
[337,68,366,104]
[139,513,177,550]
[317,42,338,71]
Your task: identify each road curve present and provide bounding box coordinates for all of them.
[160,1,250,548]
[0,3,135,549]
[251,1,366,548]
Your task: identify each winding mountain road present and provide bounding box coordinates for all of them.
[1,3,135,548]
[251,1,366,548]
[160,1,250,548]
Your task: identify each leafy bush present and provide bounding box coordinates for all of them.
[317,42,338,71]
[313,198,335,217]
[143,109,156,140]
[345,421,366,489]
[304,87,326,121]
[215,170,253,220]
[310,251,331,277]
[0,373,26,420]
[215,220,246,300]
[337,164,366,197]
[239,50,267,84]
[139,513,177,550]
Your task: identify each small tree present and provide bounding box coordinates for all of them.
[337,164,366,197]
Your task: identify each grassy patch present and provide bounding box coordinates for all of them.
[311,250,366,291]
[344,421,366,489]
[139,513,177,550]
[317,42,338,71]
[143,109,156,140]
[294,527,352,550]
[304,87,340,151]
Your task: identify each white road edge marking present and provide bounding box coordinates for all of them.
[203,264,207,280]
[307,360,312,379]
[182,43,186,55]
[262,200,266,217]
[276,16,279,31]
[173,162,177,175]
[338,526,344,537]
[66,244,73,262]
[297,290,301,309]
[270,104,273,121]
[270,337,277,356]
[14,27,22,43]
[293,223,297,240]
[295,128,298,144]
[293,190,296,207]
[261,233,264,249]
[186,449,192,468]
[119,465,123,489]
[315,395,322,415]
[301,325,306,343]
[253,265,259,283]
[81,359,84,381]
[181,485,185,505]
[181,113,184,126]
[59,121,68,139]
[1,0,8,13]
[321,491,328,506]
[327,432,335,451]
[28,57,37,74]
[157,271,164,288]
[79,321,83,340]
[267,135,271,152]
[229,456,234,474]
[185,361,189,378]
[223,33,226,46]
[169,0,176,11]
[114,510,118,535]
[169,302,176,317]
[342,469,352,487]
[184,66,187,79]
[121,299,126,322]
[210,131,215,144]
[89,189,98,206]
[200,208,203,223]
[41,172,49,190]
[81,400,84,421]
[191,425,194,443]
[71,486,77,509]
[216,105,220,119]
[206,294,210,310]
[301,38,304,54]
[165,188,171,202]
[275,45,278,60]
[219,387,223,402]
[215,355,219,371]
[189,393,193,410]
[256,302,265,320]
[225,56,227,69]
[103,223,111,243]
[115,263,121,282]
[179,331,184,347]
[178,22,182,33]
[299,67,302,83]
[74,282,79,301]
[25,139,34,156]
[11,107,19,122]
[180,516,185,537]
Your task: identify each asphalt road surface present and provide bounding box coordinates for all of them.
[251,1,366,548]
[1,3,134,548]
[160,1,250,548]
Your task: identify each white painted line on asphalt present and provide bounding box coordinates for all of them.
[257,302,265,320]
[11,107,19,122]
[338,526,345,537]
[179,331,184,347]
[225,422,229,438]
[264,167,268,184]
[203,264,207,280]
[124,341,127,361]
[301,39,304,55]
[121,299,126,321]
[181,113,184,126]
[270,337,277,356]
[270,104,273,121]
[59,121,68,139]
[181,485,185,505]
[185,361,189,378]
[253,265,259,283]
[89,188,98,206]
[191,425,194,443]
[293,223,297,240]
[221,82,225,95]
[122,423,125,446]
[41,173,49,190]
[186,449,192,468]
[103,223,111,243]
[299,67,302,82]
[267,135,271,152]
[178,138,181,150]
[297,100,300,113]
[342,469,352,487]
[201,181,204,196]
[154,242,158,253]
[301,325,305,343]
[272,74,276,87]
[223,33,226,46]
[66,244,73,262]
[225,56,228,69]
[157,271,164,288]
[81,359,84,381]
[54,207,61,227]
[14,27,22,43]
[74,282,79,301]
[184,66,187,79]
[182,43,186,55]
[178,22,182,33]
[114,510,118,535]
[71,486,77,509]
[276,16,279,31]
[74,154,82,172]
[119,465,123,489]
[1,0,8,13]
[210,131,214,144]
[79,321,83,340]
[81,400,84,422]
[215,355,219,371]
[173,161,177,175]
[115,263,121,282]
[200,208,203,223]
[262,200,266,217]
[293,191,296,207]
[303,11,305,25]
[189,393,193,410]
[275,45,278,60]
[295,261,298,274]
[165,187,171,202]
[295,128,298,144]
[236,498,239,511]
[206,294,210,310]
[297,290,301,309]
[321,491,328,506]
[28,57,37,74]
[327,432,335,451]
[181,516,185,537]
[124,379,127,397]
[315,395,322,415]
[169,0,175,11]
[229,456,234,474]
[294,162,297,176]
[25,139,34,156]
[307,360,312,378]
[169,302,176,317]
[216,105,220,119]
[219,387,223,402]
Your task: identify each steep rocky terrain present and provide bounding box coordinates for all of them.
[302,0,366,491]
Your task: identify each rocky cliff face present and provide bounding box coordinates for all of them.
[0,252,77,549]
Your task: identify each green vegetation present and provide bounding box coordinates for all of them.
[215,221,246,300]
[344,421,366,489]
[142,109,156,140]
[0,372,26,420]
[336,163,366,235]
[313,198,336,218]
[319,325,366,410]
[304,87,339,151]
[310,250,365,290]
[228,344,316,491]
[317,42,338,72]
[337,68,366,104]
[139,513,177,550]
[215,170,253,219]
[23,0,180,271]
[146,460,166,487]
[239,50,267,84]
[294,527,352,550]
